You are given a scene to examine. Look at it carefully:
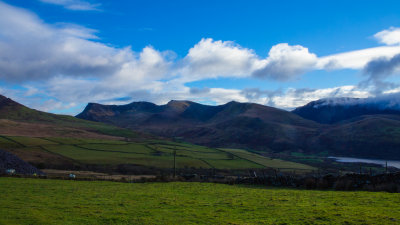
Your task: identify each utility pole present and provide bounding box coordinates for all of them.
[173,149,176,178]
[386,161,388,174]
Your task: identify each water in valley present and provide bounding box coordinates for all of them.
[329,157,400,169]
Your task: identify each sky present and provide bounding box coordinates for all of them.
[1,0,400,114]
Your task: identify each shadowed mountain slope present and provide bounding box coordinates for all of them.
[308,114,400,159]
[77,99,400,159]
[77,100,321,152]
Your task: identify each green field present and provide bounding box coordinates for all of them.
[0,135,315,171]
[220,148,314,171]
[0,178,399,224]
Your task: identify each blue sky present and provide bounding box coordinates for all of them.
[1,0,400,114]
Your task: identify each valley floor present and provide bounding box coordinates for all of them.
[0,178,399,224]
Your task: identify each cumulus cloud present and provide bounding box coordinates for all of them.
[360,52,400,95]
[353,28,400,95]
[316,27,400,71]
[39,0,101,11]
[374,27,400,45]
[240,88,283,106]
[238,86,375,109]
[312,92,400,111]
[184,88,249,105]
[179,40,320,82]
[178,38,261,82]
[271,86,370,109]
[363,53,400,80]
[253,43,318,81]
[317,45,400,70]
[0,1,131,81]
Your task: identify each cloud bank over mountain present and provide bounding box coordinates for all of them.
[307,92,400,110]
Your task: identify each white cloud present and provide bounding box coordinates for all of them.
[39,0,101,11]
[271,86,371,109]
[311,92,400,111]
[316,27,400,71]
[0,1,129,81]
[59,24,99,39]
[374,27,400,45]
[197,88,248,104]
[178,38,260,82]
[253,43,318,81]
[363,53,400,80]
[179,40,319,82]
[317,45,400,70]
[113,46,173,83]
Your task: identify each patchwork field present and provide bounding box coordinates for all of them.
[221,148,314,171]
[0,135,315,171]
[0,177,399,224]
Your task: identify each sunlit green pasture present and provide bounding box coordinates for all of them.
[0,178,399,224]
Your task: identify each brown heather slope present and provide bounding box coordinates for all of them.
[0,95,144,140]
[0,119,117,139]
[77,100,322,152]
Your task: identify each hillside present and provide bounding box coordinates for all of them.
[0,95,313,172]
[310,114,400,160]
[77,100,321,152]
[0,95,143,140]
[289,97,400,159]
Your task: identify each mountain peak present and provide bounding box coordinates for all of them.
[0,94,11,102]
[0,95,21,108]
[166,100,193,111]
[225,100,240,105]
[167,100,192,104]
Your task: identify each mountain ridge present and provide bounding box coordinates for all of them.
[76,98,400,160]
[77,100,321,153]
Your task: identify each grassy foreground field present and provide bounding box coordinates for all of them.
[1,178,399,224]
